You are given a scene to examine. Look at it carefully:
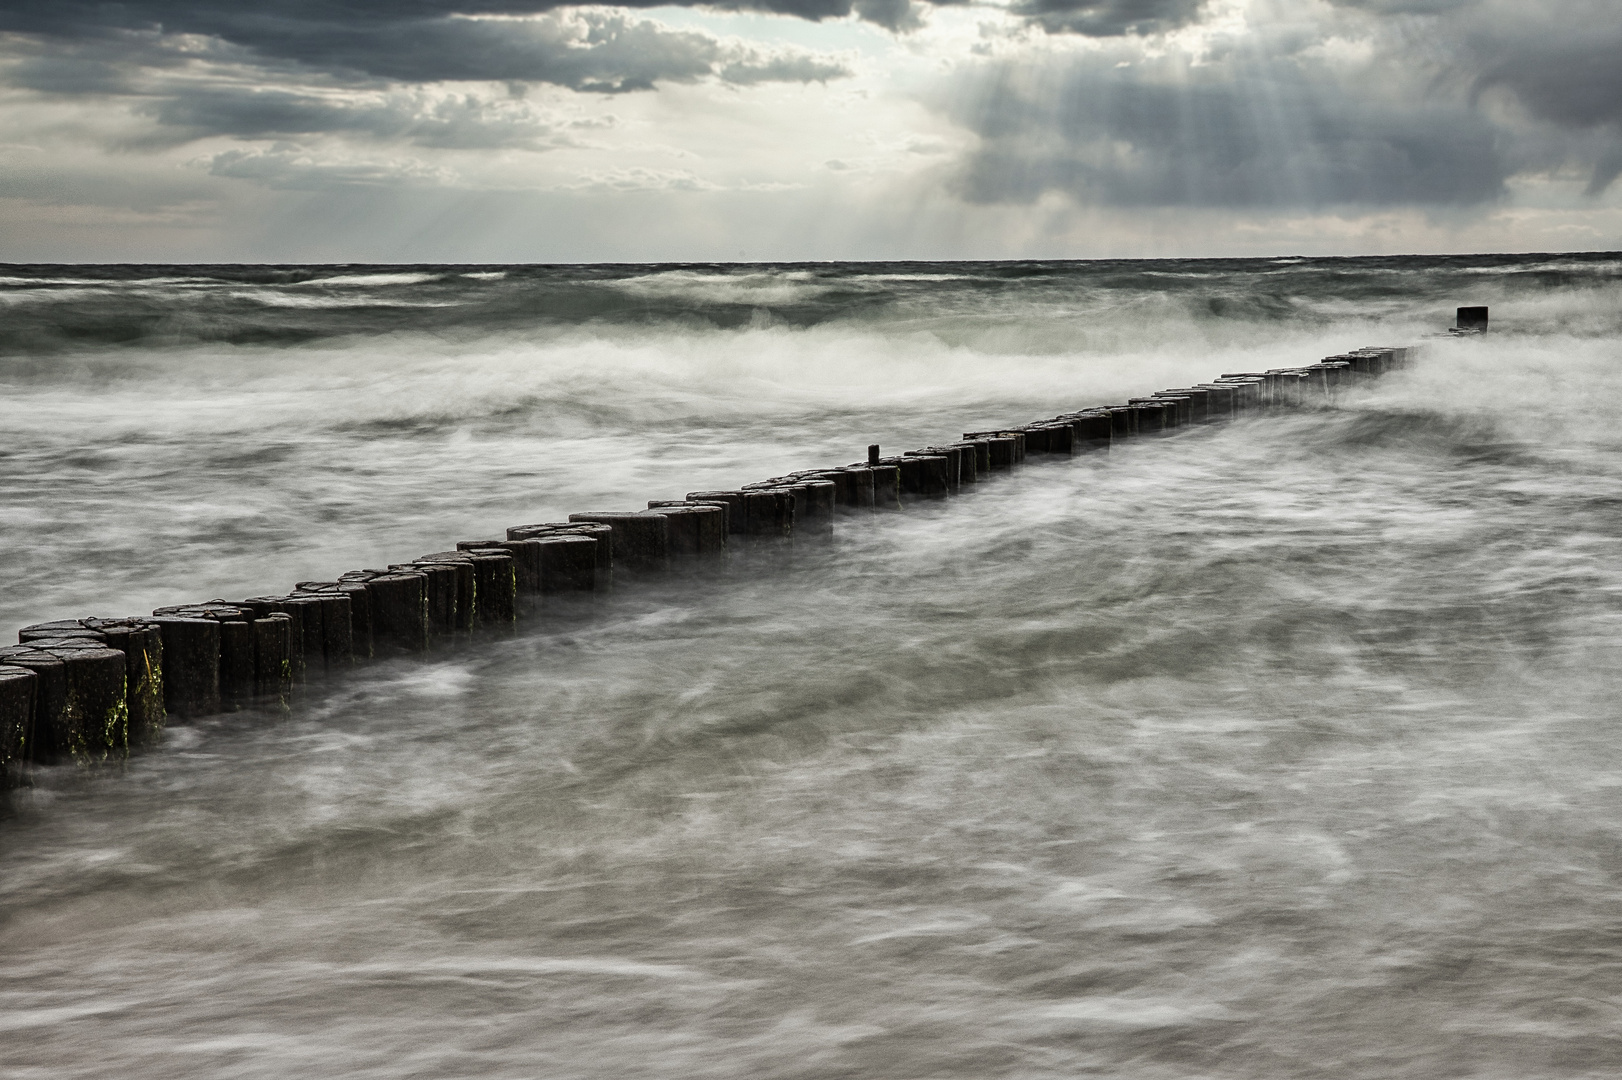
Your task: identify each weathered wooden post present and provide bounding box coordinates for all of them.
[148,616,221,719]
[395,561,462,638]
[0,663,37,783]
[568,512,671,570]
[730,489,795,536]
[345,571,430,654]
[509,522,616,574]
[533,535,599,592]
[418,551,516,628]
[0,650,64,762]
[236,597,316,682]
[251,613,293,703]
[87,619,164,742]
[1130,401,1168,434]
[1,643,129,762]
[216,618,254,707]
[21,618,165,743]
[962,432,1020,465]
[842,464,900,510]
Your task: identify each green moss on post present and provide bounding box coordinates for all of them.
[88,621,165,744]
[37,645,128,762]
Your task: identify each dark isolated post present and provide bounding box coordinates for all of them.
[1,664,38,782]
[149,616,221,719]
[1455,306,1489,332]
[868,444,880,465]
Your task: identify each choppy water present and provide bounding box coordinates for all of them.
[3,254,1622,1077]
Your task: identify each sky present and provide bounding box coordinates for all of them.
[2,0,1620,262]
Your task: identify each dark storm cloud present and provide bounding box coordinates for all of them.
[1448,3,1622,194]
[0,0,1203,80]
[0,0,906,86]
[1011,0,1206,37]
[0,4,851,155]
[947,60,1507,208]
[1466,21,1622,128]
[1327,2,1622,138]
[0,3,854,99]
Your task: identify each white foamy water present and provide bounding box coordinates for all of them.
[3,256,1622,1077]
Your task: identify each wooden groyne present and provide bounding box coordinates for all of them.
[0,345,1415,785]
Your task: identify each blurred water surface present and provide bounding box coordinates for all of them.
[3,255,1622,1077]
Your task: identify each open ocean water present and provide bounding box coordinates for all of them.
[3,254,1622,1077]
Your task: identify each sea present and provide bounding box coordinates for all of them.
[2,254,1622,1077]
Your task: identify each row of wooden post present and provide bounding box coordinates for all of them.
[0,345,1413,786]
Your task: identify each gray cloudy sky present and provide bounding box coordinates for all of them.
[1,0,1619,260]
